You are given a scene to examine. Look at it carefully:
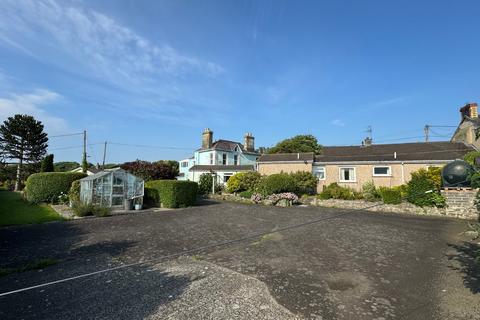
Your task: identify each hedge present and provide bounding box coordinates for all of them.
[25,172,87,203]
[145,180,198,208]
[257,173,298,196]
[378,187,402,204]
[226,171,262,193]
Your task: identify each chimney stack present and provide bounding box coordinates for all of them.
[460,103,478,120]
[244,133,255,152]
[202,128,213,149]
[362,137,372,147]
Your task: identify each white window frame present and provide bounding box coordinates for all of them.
[339,167,356,183]
[209,153,214,165]
[222,153,227,165]
[234,155,238,165]
[372,166,391,177]
[313,166,326,180]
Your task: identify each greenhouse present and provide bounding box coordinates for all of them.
[79,168,144,207]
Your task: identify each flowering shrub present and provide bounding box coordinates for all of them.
[56,192,69,205]
[267,192,299,205]
[251,193,263,203]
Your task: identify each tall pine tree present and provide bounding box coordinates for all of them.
[41,154,55,172]
[0,115,48,191]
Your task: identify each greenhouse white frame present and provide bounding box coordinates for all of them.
[79,168,144,207]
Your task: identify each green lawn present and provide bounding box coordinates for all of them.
[0,190,63,226]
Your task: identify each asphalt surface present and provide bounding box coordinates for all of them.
[0,201,479,319]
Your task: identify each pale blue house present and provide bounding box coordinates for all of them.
[178,128,260,184]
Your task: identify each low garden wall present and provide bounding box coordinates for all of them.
[440,189,478,220]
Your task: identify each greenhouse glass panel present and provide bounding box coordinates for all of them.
[78,169,144,208]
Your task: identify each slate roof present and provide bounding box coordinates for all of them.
[258,142,474,163]
[257,153,315,162]
[189,165,255,171]
[198,139,259,155]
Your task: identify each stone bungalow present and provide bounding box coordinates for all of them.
[257,141,474,192]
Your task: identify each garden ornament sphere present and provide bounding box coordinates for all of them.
[441,160,474,188]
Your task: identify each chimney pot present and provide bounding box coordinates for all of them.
[460,103,478,120]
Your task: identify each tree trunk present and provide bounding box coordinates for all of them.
[15,147,24,192]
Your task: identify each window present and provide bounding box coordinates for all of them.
[339,167,356,182]
[313,166,326,180]
[223,174,233,182]
[373,166,391,176]
[209,153,213,165]
[181,161,189,168]
[234,155,238,165]
[222,153,227,165]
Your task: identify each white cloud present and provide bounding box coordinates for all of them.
[0,89,68,134]
[331,119,345,127]
[0,0,224,86]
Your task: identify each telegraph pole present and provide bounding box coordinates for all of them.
[424,125,430,142]
[82,130,87,173]
[102,141,107,169]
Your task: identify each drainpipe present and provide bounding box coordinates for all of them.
[401,161,405,184]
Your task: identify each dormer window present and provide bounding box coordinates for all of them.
[234,146,239,152]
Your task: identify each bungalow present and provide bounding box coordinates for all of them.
[70,166,101,176]
[257,141,474,192]
[178,128,260,184]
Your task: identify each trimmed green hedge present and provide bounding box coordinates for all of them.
[25,172,87,203]
[257,173,298,196]
[145,180,198,208]
[378,187,402,204]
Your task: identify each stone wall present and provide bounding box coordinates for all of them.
[441,189,479,220]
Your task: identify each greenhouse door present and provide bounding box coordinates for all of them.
[112,173,126,206]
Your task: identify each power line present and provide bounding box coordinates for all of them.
[49,132,84,138]
[108,142,196,151]
[48,143,104,151]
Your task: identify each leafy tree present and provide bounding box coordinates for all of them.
[0,114,48,191]
[120,160,179,181]
[268,134,322,154]
[54,161,80,172]
[41,154,54,172]
[198,173,219,194]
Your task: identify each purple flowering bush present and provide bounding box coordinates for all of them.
[251,193,263,203]
[267,192,299,205]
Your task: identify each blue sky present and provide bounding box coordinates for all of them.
[0,0,479,164]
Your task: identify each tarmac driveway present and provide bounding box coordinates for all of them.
[0,201,479,319]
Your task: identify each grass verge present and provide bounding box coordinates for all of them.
[0,258,60,278]
[0,190,63,226]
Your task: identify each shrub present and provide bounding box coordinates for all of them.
[257,173,298,196]
[144,186,160,207]
[267,192,299,205]
[24,172,87,203]
[378,187,402,204]
[289,171,318,195]
[251,193,263,203]
[145,180,198,208]
[198,173,220,195]
[319,183,361,200]
[464,151,480,166]
[469,172,480,189]
[226,171,262,193]
[362,181,380,202]
[239,190,254,199]
[68,180,81,204]
[407,168,445,207]
[40,154,54,172]
[73,203,111,217]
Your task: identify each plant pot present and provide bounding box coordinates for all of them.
[134,204,142,211]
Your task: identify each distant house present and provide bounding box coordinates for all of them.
[178,128,260,184]
[451,102,480,148]
[70,166,101,176]
[257,141,474,191]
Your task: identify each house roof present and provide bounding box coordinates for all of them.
[258,142,474,163]
[189,165,255,171]
[198,139,260,155]
[258,152,315,162]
